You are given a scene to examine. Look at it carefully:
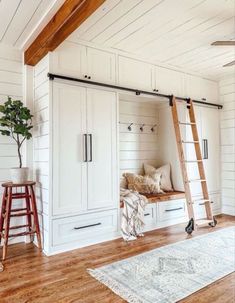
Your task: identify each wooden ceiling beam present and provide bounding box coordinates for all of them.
[24,0,105,66]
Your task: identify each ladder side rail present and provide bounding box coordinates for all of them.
[171,97,195,221]
[188,99,213,220]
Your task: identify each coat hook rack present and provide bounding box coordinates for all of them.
[151,124,157,132]
[128,123,133,131]
[140,124,145,132]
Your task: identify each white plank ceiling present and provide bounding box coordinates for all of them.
[0,0,65,50]
[69,0,235,80]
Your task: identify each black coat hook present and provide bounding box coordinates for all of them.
[128,123,133,131]
[151,124,157,132]
[140,124,145,132]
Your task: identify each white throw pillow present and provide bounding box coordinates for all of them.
[144,163,173,192]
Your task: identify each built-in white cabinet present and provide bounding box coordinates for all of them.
[185,74,218,103]
[52,82,118,216]
[118,56,154,91]
[51,41,116,84]
[155,66,185,97]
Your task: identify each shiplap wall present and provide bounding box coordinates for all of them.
[33,55,50,250]
[0,44,24,244]
[119,99,158,183]
[220,75,235,215]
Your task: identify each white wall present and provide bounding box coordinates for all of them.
[0,44,24,244]
[220,74,235,215]
[119,98,158,182]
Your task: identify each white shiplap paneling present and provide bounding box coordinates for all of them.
[33,55,50,251]
[119,99,158,178]
[220,74,235,215]
[70,0,235,80]
[0,44,24,245]
[0,0,65,49]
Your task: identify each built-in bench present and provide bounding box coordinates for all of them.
[120,190,185,208]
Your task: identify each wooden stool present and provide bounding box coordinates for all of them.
[0,181,42,260]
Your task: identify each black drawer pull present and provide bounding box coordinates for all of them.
[165,207,183,212]
[73,222,101,230]
[199,201,213,206]
[144,213,150,216]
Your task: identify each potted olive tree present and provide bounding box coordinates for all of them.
[0,97,33,184]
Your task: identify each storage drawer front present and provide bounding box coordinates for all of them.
[53,210,118,246]
[158,200,186,222]
[143,204,156,230]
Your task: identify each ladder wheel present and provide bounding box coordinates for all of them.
[185,218,194,234]
[209,217,217,227]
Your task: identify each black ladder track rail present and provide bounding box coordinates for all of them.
[48,73,223,109]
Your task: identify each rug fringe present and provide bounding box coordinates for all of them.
[88,269,142,303]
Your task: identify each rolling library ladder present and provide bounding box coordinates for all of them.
[171,96,217,234]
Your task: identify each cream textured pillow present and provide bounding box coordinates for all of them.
[144,163,173,192]
[123,173,163,194]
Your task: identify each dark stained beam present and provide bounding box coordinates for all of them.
[24,0,105,66]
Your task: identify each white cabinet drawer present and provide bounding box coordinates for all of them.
[143,204,157,231]
[52,210,118,246]
[158,200,186,222]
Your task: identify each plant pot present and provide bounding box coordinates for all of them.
[10,167,29,184]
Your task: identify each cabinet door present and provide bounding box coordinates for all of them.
[51,41,86,78]
[185,75,219,103]
[87,47,116,84]
[201,107,220,193]
[53,82,87,215]
[156,67,185,96]
[200,79,218,103]
[86,88,117,210]
[185,74,203,101]
[118,56,154,91]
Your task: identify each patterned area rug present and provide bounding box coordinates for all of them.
[88,227,235,303]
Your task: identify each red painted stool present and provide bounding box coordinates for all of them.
[0,181,42,260]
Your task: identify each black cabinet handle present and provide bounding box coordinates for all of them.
[88,134,92,162]
[88,76,91,79]
[74,222,101,230]
[84,75,88,78]
[202,97,206,101]
[153,89,159,92]
[144,213,150,216]
[203,139,208,159]
[165,207,183,212]
[83,134,88,162]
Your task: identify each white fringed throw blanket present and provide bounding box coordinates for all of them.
[120,189,148,241]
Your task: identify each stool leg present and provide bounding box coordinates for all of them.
[29,185,42,251]
[2,187,12,261]
[25,186,33,242]
[0,188,7,245]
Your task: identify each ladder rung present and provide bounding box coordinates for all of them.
[187,179,206,183]
[184,160,203,163]
[8,231,35,238]
[196,219,213,226]
[181,140,199,144]
[3,224,30,230]
[179,122,196,125]
[10,211,33,217]
[193,199,210,203]
[10,208,27,212]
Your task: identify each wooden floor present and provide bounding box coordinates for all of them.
[0,214,234,303]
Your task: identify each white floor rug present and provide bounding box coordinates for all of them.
[88,227,235,303]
